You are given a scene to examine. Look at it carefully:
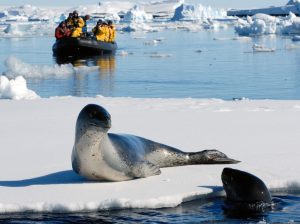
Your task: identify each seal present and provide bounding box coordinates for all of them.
[72,104,239,181]
[221,168,272,216]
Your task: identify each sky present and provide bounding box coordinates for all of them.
[0,0,289,9]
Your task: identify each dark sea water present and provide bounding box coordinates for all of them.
[1,27,300,99]
[0,195,300,223]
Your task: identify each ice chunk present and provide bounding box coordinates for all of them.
[0,75,39,100]
[252,44,275,52]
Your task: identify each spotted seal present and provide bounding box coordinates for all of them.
[72,104,239,181]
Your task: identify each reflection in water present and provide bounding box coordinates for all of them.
[53,55,116,97]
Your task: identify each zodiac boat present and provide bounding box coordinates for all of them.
[52,37,117,56]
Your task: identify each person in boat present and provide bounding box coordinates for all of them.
[65,12,74,29]
[81,14,90,37]
[102,21,110,42]
[107,20,116,43]
[92,20,107,41]
[55,21,70,39]
[71,10,85,38]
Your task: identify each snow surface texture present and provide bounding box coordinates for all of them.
[3,56,99,79]
[235,12,300,36]
[0,76,39,100]
[0,97,299,213]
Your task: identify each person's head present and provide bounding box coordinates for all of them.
[68,12,73,19]
[60,21,66,28]
[84,15,90,20]
[73,10,79,18]
[97,19,103,26]
[107,20,113,26]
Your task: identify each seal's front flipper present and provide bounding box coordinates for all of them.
[189,150,240,164]
[130,161,161,178]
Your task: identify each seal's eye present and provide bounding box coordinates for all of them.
[88,111,97,118]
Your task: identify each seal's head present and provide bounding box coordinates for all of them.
[77,104,111,132]
[221,168,271,203]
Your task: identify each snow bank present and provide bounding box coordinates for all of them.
[3,56,99,79]
[0,76,39,100]
[171,3,226,21]
[0,97,299,213]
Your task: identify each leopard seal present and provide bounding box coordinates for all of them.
[221,168,272,216]
[72,104,239,182]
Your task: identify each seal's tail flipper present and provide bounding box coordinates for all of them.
[130,161,161,178]
[189,150,240,164]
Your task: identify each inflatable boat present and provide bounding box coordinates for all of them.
[52,38,117,56]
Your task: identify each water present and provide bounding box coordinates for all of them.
[0,195,299,223]
[1,27,300,99]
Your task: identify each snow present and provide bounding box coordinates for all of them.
[0,75,39,100]
[2,56,99,79]
[0,97,299,213]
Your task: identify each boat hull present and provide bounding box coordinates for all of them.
[52,38,117,56]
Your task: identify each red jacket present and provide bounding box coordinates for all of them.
[55,27,70,39]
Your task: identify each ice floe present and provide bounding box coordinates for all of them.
[0,97,300,212]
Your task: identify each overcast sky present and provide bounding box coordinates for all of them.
[0,0,289,9]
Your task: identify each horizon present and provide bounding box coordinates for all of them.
[0,0,289,9]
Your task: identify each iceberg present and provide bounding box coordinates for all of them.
[228,0,300,17]
[235,12,300,36]
[171,3,227,21]
[235,14,278,36]
[123,5,153,23]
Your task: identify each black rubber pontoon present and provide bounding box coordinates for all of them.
[52,38,117,56]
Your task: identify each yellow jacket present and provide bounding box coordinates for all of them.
[66,17,73,27]
[71,17,84,38]
[108,25,116,42]
[92,25,107,41]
